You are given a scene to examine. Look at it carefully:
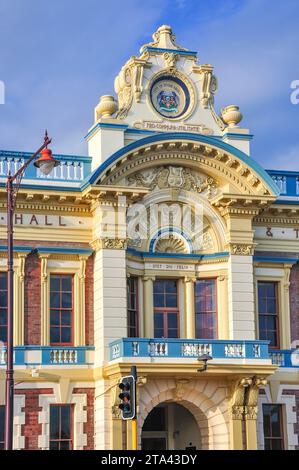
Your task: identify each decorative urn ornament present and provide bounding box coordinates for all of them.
[221,105,243,127]
[95,95,118,119]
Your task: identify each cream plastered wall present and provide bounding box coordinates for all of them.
[93,245,127,366]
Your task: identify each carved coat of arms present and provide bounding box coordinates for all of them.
[128,166,217,197]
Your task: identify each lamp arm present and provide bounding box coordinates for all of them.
[9,137,51,184]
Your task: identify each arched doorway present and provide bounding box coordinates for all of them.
[141,402,201,450]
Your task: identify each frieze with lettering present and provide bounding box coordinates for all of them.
[254,226,299,240]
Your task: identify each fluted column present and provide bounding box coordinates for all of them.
[184,277,196,339]
[143,276,155,337]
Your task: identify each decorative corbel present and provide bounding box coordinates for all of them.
[172,379,190,402]
[230,377,252,420]
[244,377,267,420]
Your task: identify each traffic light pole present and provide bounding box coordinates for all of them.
[131,366,137,450]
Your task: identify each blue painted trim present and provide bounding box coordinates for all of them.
[0,182,82,192]
[140,46,197,56]
[254,256,299,264]
[0,246,32,253]
[87,133,280,195]
[274,199,299,205]
[127,247,229,260]
[84,122,128,140]
[0,246,94,255]
[0,150,91,161]
[224,133,254,140]
[267,169,299,176]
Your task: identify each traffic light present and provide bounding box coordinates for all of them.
[118,374,136,420]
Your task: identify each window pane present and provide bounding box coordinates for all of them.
[167,329,178,338]
[153,281,164,294]
[50,406,59,439]
[60,406,71,439]
[61,276,72,291]
[0,406,4,445]
[49,441,59,450]
[61,328,71,344]
[50,327,60,344]
[154,328,164,338]
[259,298,267,313]
[154,294,164,308]
[61,311,71,326]
[0,292,7,308]
[50,293,60,309]
[166,280,177,293]
[50,276,60,291]
[50,310,60,326]
[154,313,163,329]
[166,294,177,308]
[62,293,72,309]
[0,274,7,290]
[59,441,71,450]
[263,405,284,449]
[167,313,177,329]
[267,298,276,314]
[271,439,283,450]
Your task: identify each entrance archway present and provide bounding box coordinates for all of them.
[141,402,201,450]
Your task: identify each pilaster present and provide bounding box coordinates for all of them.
[184,277,196,339]
[39,254,50,346]
[143,276,155,337]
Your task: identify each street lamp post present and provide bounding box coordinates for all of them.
[4,132,59,450]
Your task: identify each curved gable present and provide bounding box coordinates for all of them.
[86,133,279,197]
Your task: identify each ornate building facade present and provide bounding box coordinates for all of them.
[0,25,298,450]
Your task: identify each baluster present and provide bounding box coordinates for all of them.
[66,162,71,180]
[0,159,4,176]
[79,163,83,180]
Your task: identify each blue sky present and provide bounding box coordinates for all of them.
[0,0,298,170]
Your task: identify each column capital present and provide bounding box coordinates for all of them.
[91,237,127,251]
[229,243,256,256]
[183,276,197,284]
[143,275,155,282]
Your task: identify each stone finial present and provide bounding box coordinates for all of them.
[95,95,118,121]
[140,24,187,52]
[221,105,243,127]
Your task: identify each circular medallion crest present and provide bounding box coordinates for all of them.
[150,75,191,119]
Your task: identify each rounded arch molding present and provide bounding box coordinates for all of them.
[128,188,227,254]
[138,379,230,450]
[88,133,279,198]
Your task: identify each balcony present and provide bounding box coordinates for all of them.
[109,338,271,363]
[0,345,94,367]
[267,169,299,198]
[0,150,91,187]
[269,349,299,368]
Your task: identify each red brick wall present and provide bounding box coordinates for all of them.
[282,389,299,450]
[73,388,95,450]
[24,252,41,345]
[85,254,94,345]
[15,388,53,450]
[290,264,299,344]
